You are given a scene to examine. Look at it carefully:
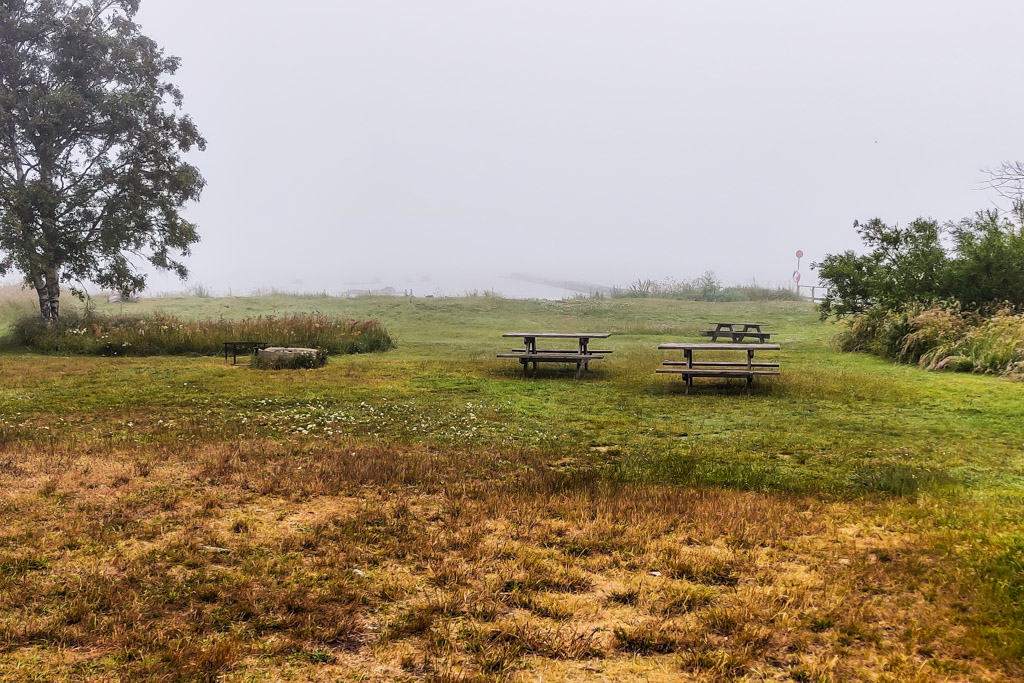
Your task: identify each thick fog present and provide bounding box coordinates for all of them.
[19,1,1024,298]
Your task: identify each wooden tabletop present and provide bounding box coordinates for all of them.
[503,332,612,339]
[709,322,770,327]
[659,343,781,351]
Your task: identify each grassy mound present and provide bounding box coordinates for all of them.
[9,311,394,357]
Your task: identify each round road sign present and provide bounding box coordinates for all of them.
[796,250,804,259]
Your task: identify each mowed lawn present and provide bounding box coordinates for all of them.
[1,294,1022,681]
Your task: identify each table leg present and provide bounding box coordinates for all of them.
[523,337,536,375]
[747,350,755,395]
[686,349,693,394]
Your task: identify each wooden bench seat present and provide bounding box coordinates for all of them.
[508,348,613,355]
[656,368,780,376]
[699,330,772,341]
[497,353,606,379]
[656,367,780,395]
[662,360,779,368]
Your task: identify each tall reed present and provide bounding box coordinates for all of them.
[836,303,1024,377]
[10,311,395,356]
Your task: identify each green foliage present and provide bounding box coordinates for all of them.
[946,204,1024,310]
[818,203,1024,319]
[834,307,913,359]
[0,0,205,320]
[821,203,1024,374]
[816,217,947,318]
[9,311,394,356]
[252,349,329,370]
[612,273,802,303]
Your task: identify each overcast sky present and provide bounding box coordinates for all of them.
[116,0,1024,296]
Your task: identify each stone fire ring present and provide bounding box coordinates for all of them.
[257,347,319,363]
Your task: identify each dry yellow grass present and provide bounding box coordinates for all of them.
[0,436,1013,681]
[0,284,32,303]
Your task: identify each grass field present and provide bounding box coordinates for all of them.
[1,292,1022,681]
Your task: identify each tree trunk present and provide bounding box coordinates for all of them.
[45,266,60,321]
[32,268,61,322]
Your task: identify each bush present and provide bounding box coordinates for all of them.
[836,303,1024,378]
[9,312,395,357]
[834,307,910,358]
[252,348,328,370]
[952,308,1024,375]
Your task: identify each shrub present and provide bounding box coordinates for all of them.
[9,312,395,357]
[902,303,969,365]
[834,307,909,358]
[836,303,1024,378]
[953,308,1024,375]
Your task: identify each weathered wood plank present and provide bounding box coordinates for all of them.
[510,349,613,354]
[498,353,605,361]
[656,369,780,376]
[662,361,780,368]
[699,330,772,339]
[659,343,781,351]
[502,332,612,339]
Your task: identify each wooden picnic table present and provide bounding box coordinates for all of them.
[499,332,612,379]
[657,342,780,395]
[700,322,772,343]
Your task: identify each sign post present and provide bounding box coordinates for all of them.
[794,250,804,292]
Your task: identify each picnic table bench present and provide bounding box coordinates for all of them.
[223,340,270,365]
[498,332,611,379]
[699,322,772,343]
[657,342,780,395]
